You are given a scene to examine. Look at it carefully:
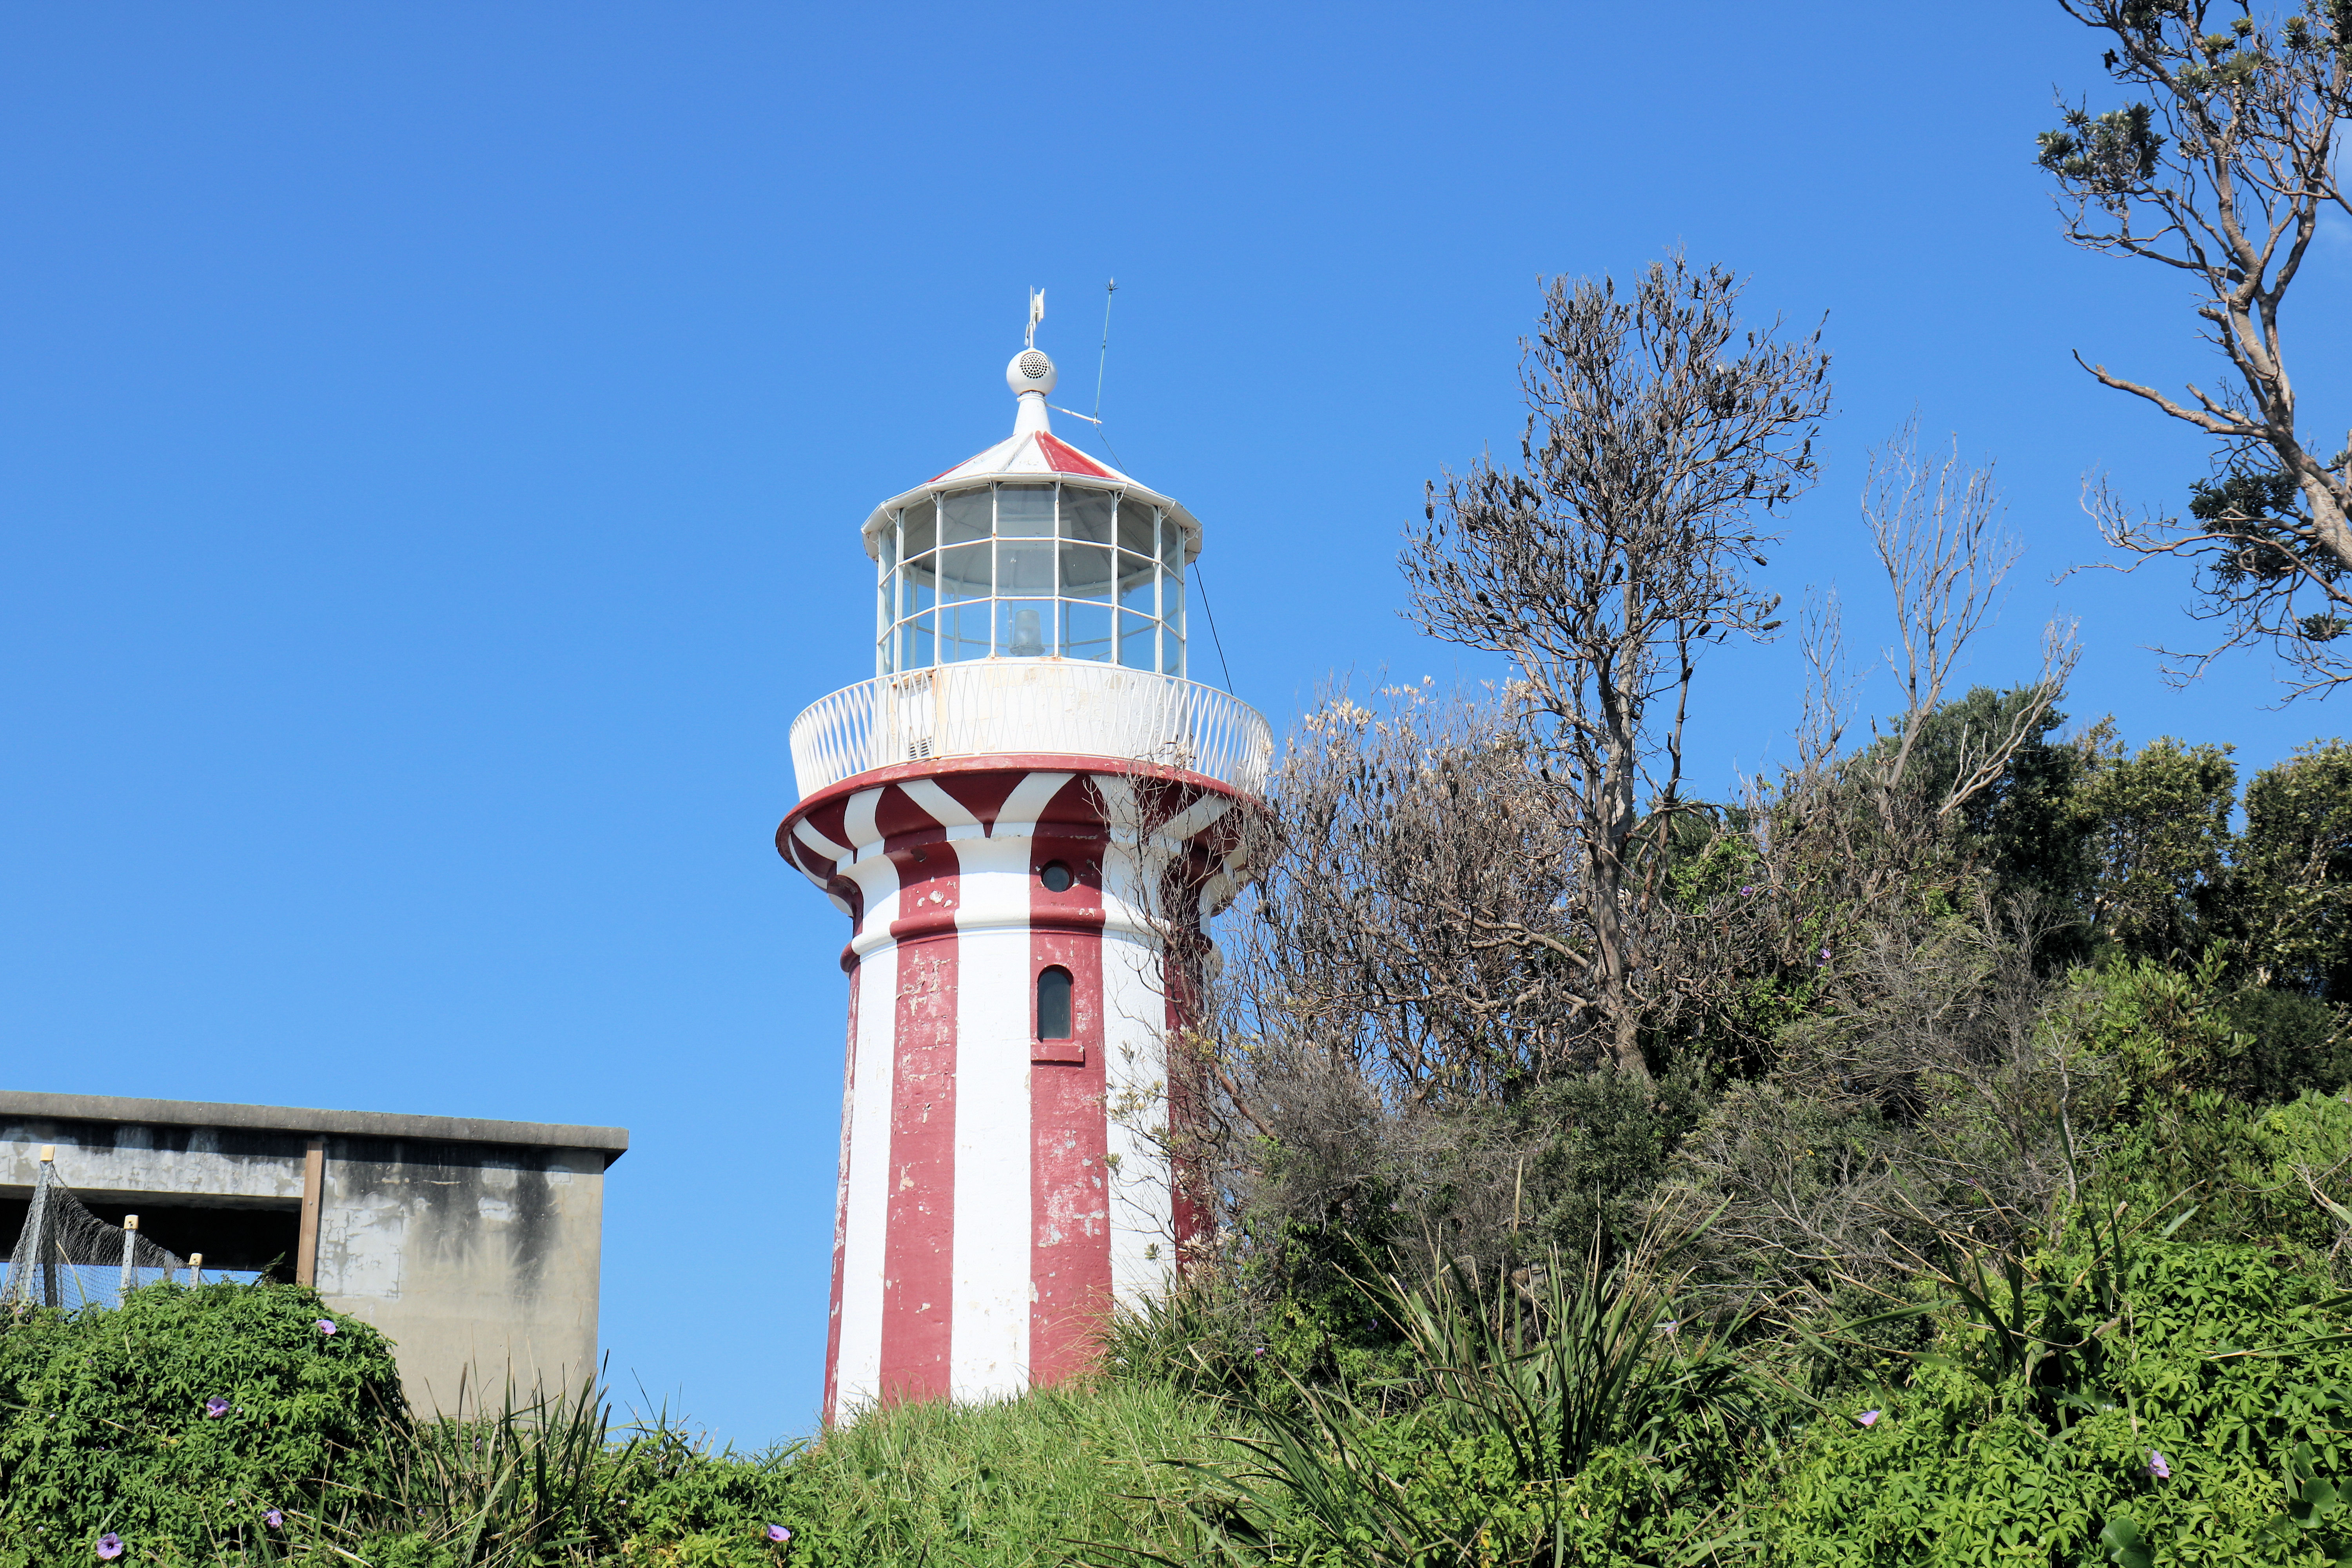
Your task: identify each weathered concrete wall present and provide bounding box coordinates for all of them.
[313,1136,606,1410]
[0,1093,625,1413]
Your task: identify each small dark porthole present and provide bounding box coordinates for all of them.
[1039,860,1074,893]
[1036,965,1074,1040]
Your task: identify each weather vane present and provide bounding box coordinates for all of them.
[1025,287,1045,350]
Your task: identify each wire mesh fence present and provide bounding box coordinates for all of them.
[1,1156,190,1312]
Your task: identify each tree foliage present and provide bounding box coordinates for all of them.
[2042,0,2352,693]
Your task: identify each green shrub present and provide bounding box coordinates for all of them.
[2080,953,2252,1104]
[0,1283,802,1566]
[0,1281,406,1563]
[1765,1240,2352,1566]
[2098,1087,2352,1258]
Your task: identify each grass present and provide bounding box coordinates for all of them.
[773,1381,1236,1568]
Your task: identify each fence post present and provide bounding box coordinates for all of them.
[120,1215,139,1303]
[189,1252,203,1289]
[36,1147,57,1310]
[296,1135,325,1286]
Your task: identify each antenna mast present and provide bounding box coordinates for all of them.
[1025,287,1045,350]
[1093,278,1116,421]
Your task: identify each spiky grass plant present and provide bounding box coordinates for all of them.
[1114,1238,1769,1567]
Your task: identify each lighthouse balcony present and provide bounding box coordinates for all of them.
[788,662,1273,800]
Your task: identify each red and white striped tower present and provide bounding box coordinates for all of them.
[778,318,1270,1421]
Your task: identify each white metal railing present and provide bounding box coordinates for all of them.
[789,663,1273,800]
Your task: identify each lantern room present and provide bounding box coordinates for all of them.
[859,350,1198,680]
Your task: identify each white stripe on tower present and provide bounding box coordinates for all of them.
[833,786,899,1415]
[1093,775,1175,1308]
[946,775,1040,1401]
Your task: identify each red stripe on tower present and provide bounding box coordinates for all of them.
[878,831,960,1402]
[1029,785,1112,1386]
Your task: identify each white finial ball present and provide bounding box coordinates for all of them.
[1007,349,1057,396]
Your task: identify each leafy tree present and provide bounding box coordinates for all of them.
[2040,0,2352,695]
[2073,735,2239,961]
[2225,985,2352,1102]
[2238,740,2352,996]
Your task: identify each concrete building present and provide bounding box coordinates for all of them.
[776,301,1272,1419]
[0,1090,626,1411]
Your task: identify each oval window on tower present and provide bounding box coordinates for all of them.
[1039,860,1074,893]
[1036,965,1074,1040]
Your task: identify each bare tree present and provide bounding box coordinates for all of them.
[1858,426,2081,828]
[1154,682,1598,1277]
[1671,432,2078,1075]
[1220,682,1588,1109]
[2041,0,2352,695]
[1403,256,1830,1078]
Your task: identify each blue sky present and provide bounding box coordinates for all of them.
[6,2,2348,1444]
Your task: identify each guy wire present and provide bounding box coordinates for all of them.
[1194,560,1236,693]
[1078,276,1230,691]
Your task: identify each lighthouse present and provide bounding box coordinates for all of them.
[777,312,1271,1420]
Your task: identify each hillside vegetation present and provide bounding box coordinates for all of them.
[33,15,2352,1545]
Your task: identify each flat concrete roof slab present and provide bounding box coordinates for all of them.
[0,1091,628,1165]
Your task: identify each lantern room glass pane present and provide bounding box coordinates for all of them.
[999,600,1053,657]
[898,614,935,670]
[941,603,992,662]
[902,498,936,558]
[1118,553,1156,614]
[1063,601,1112,662]
[1161,579,1185,675]
[941,487,991,545]
[997,483,1054,536]
[879,518,898,572]
[898,558,937,619]
[1159,514,1183,577]
[1061,487,1114,545]
[998,538,1054,597]
[1116,498,1155,557]
[1119,612,1157,670]
[1059,542,1113,601]
[938,542,990,602]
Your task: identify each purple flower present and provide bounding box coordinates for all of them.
[315,1319,337,1336]
[2147,1450,2171,1479]
[204,1397,230,1419]
[1856,1409,1880,1427]
[265,1510,283,1529]
[766,1524,792,1543]
[96,1537,123,1561]
[1818,947,1831,963]
[1740,885,1755,896]
[1252,1345,1267,1356]
[1657,1319,1680,1337]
